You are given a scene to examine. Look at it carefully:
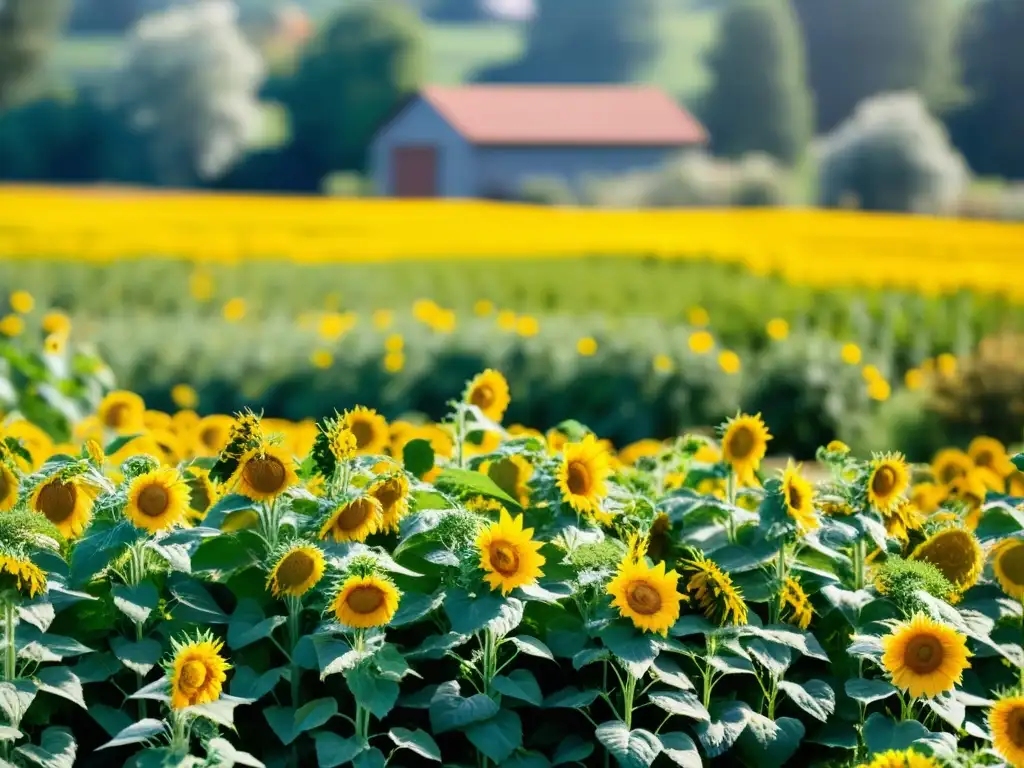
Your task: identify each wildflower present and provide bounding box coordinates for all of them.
[169,632,230,710]
[267,543,326,598]
[679,553,747,627]
[782,461,818,535]
[332,574,400,629]
[991,537,1024,600]
[476,510,545,595]
[881,614,971,699]
[31,474,95,539]
[911,527,984,596]
[464,370,511,423]
[608,555,682,636]
[867,453,910,512]
[342,406,389,455]
[557,434,610,515]
[721,413,771,485]
[231,444,298,502]
[780,576,813,630]
[124,468,191,533]
[319,495,382,544]
[989,694,1024,768]
[577,337,598,356]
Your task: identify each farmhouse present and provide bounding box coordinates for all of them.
[369,85,707,198]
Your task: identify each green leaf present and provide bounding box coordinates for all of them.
[227,601,288,650]
[750,625,830,661]
[313,732,367,768]
[98,719,167,750]
[110,637,162,676]
[572,647,610,670]
[552,734,594,766]
[544,687,599,709]
[669,615,716,637]
[353,748,386,768]
[695,701,751,758]
[263,706,300,746]
[745,639,792,677]
[391,591,445,628]
[69,521,140,586]
[648,691,710,722]
[36,667,86,709]
[778,679,834,722]
[388,728,441,762]
[346,666,399,719]
[465,710,523,764]
[129,676,170,703]
[111,581,159,624]
[736,715,804,768]
[0,680,37,724]
[435,468,521,508]
[16,727,76,768]
[207,737,265,768]
[487,598,525,638]
[1012,453,1024,472]
[16,625,92,664]
[373,644,417,682]
[407,632,469,660]
[229,666,285,701]
[446,589,508,635]
[104,434,143,455]
[492,669,542,706]
[508,636,554,661]
[17,600,55,633]
[707,654,755,677]
[807,721,858,750]
[658,732,701,768]
[429,681,499,734]
[403,439,435,477]
[845,678,897,705]
[294,698,338,734]
[500,752,552,768]
[976,503,1024,540]
[0,726,22,742]
[188,694,251,729]
[599,621,660,678]
[90,705,133,738]
[924,693,965,730]
[595,722,662,768]
[168,574,227,624]
[145,541,191,574]
[863,714,931,756]
[202,494,257,530]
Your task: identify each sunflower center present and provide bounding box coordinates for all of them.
[1000,544,1024,586]
[350,421,373,449]
[180,660,208,691]
[566,460,591,496]
[470,385,495,409]
[188,477,212,513]
[335,499,373,530]
[200,427,220,450]
[1007,705,1024,749]
[917,532,977,585]
[872,466,898,496]
[243,456,287,495]
[372,481,401,510]
[137,484,170,517]
[939,464,966,485]
[36,481,77,524]
[975,451,993,469]
[625,580,663,616]
[0,471,9,503]
[727,427,755,460]
[786,482,804,511]
[904,635,944,674]
[104,403,130,429]
[489,542,521,576]
[346,586,384,615]
[277,551,315,588]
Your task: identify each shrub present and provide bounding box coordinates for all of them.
[517,175,577,206]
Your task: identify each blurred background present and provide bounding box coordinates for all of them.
[1,0,1023,463]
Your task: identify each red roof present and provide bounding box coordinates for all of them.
[419,85,706,147]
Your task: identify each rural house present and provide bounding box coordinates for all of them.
[369,85,707,198]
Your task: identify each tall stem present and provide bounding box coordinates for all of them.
[4,601,15,683]
[622,671,637,729]
[456,409,467,469]
[853,539,866,591]
[287,596,302,706]
[726,470,737,543]
[770,545,787,625]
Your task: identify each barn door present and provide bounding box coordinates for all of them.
[392,146,439,197]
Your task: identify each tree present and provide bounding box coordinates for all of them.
[948,0,1024,179]
[0,0,69,108]
[701,0,812,167]
[473,0,665,83]
[278,0,424,178]
[792,0,960,132]
[109,0,265,186]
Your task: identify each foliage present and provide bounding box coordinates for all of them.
[0,0,70,108]
[816,92,969,214]
[701,0,813,167]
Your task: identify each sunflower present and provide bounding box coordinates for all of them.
[486,455,533,506]
[369,474,410,533]
[880,614,971,698]
[618,439,664,466]
[332,574,401,629]
[319,495,383,543]
[267,543,326,598]
[97,390,146,434]
[476,510,546,595]
[148,429,185,466]
[124,467,191,533]
[931,448,973,487]
[0,463,19,513]
[780,576,813,630]
[168,633,231,710]
[968,436,1013,478]
[193,414,235,457]
[230,444,298,502]
[990,694,1024,768]
[342,406,389,456]
[910,482,945,514]
[608,557,682,636]
[867,453,910,512]
[991,537,1024,600]
[883,499,926,545]
[185,468,218,521]
[781,461,818,535]
[911,527,984,595]
[720,413,771,484]
[949,470,989,510]
[0,551,47,599]
[856,749,941,768]
[30,475,95,540]
[679,553,747,627]
[464,369,511,423]
[557,434,611,515]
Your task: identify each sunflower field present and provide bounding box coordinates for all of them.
[0,314,1023,768]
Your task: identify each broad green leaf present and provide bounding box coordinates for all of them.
[202,494,257,530]
[294,698,338,734]
[110,637,162,676]
[16,727,77,768]
[492,669,542,706]
[263,706,299,746]
[98,719,167,750]
[313,732,367,768]
[104,434,143,455]
[429,681,499,734]
[407,632,469,660]
[391,591,445,628]
[435,468,521,508]
[207,737,265,768]
[651,656,694,691]
[500,751,552,768]
[695,701,751,758]
[552,734,594,766]
[599,621,660,678]
[374,644,417,682]
[89,705,133,738]
[388,728,441,762]
[188,694,253,729]
[0,680,37,724]
[346,666,399,719]
[0,726,21,742]
[845,678,897,705]
[230,666,285,701]
[736,715,804,768]
[129,676,171,702]
[69,521,140,586]
[648,691,710,722]
[820,586,873,626]
[403,439,435,477]
[111,581,159,625]
[509,636,554,661]
[544,687,599,709]
[751,625,830,661]
[778,679,835,722]
[924,693,965,730]
[913,732,959,760]
[227,607,287,651]
[572,647,610,670]
[863,713,931,756]
[36,667,86,709]
[518,581,573,604]
[352,748,386,768]
[807,721,858,750]
[145,541,191,574]
[595,722,662,768]
[465,710,523,764]
[16,625,92,664]
[744,639,792,678]
[17,600,55,633]
[167,575,227,624]
[707,654,755,677]
[487,598,525,639]
[658,732,701,768]
[670,615,716,637]
[445,589,508,635]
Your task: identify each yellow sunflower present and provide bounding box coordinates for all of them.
[185,468,218,521]
[883,499,926,545]
[910,482,945,514]
[911,527,984,595]
[721,413,771,484]
[169,633,230,710]
[608,556,682,636]
[192,414,235,457]
[148,429,185,466]
[867,453,910,512]
[618,439,664,466]
[990,694,1024,768]
[880,614,971,698]
[931,448,973,487]
[679,553,747,627]
[231,444,298,502]
[968,436,1013,479]
[124,468,191,533]
[780,576,813,630]
[267,543,326,598]
[30,475,95,540]
[0,463,19,513]
[991,537,1024,600]
[342,406,389,456]
[781,461,818,535]
[97,390,146,434]
[332,574,401,629]
[485,455,533,506]
[319,495,383,543]
[369,474,410,533]
[0,552,47,599]
[464,369,511,423]
[856,749,940,768]
[476,510,546,594]
[557,434,611,515]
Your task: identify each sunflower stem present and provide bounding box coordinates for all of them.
[853,539,866,591]
[622,670,637,729]
[770,545,788,625]
[3,600,15,683]
[726,470,737,543]
[456,408,466,469]
[287,596,302,706]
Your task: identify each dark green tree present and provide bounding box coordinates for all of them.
[948,0,1024,179]
[278,0,424,177]
[0,0,69,108]
[701,0,812,166]
[474,0,666,83]
[792,0,960,131]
